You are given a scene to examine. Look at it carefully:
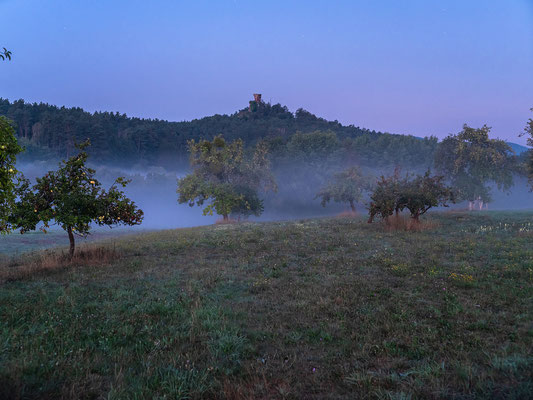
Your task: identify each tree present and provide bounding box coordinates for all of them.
[177,135,276,221]
[285,130,340,165]
[367,170,454,223]
[399,172,454,222]
[0,117,23,233]
[520,108,533,189]
[0,47,11,61]
[315,166,369,213]
[10,141,144,257]
[367,169,405,223]
[434,125,514,210]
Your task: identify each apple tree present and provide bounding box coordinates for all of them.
[177,136,276,221]
[315,166,369,213]
[11,141,144,257]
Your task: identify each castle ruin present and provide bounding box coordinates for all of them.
[249,93,263,112]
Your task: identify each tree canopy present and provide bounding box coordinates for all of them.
[316,166,370,212]
[10,141,144,257]
[0,116,23,233]
[434,124,515,206]
[368,170,454,223]
[0,98,440,170]
[177,136,276,220]
[521,108,533,189]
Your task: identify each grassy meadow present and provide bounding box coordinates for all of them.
[1,212,532,399]
[0,228,139,258]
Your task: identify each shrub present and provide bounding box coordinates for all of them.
[368,170,454,223]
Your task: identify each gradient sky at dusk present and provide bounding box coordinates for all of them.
[1,0,532,144]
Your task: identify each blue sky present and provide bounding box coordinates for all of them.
[1,0,532,144]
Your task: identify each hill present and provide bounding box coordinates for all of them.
[506,141,529,155]
[0,97,380,167]
[2,96,526,173]
[1,212,532,399]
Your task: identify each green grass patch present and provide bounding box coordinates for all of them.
[1,211,532,398]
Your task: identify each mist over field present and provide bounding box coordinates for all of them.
[13,158,533,233]
[3,1,533,397]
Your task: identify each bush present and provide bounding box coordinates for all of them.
[368,170,454,223]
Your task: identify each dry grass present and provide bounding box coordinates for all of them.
[0,244,120,283]
[384,214,439,232]
[336,210,359,218]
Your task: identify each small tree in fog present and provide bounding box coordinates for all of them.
[10,141,144,258]
[400,172,454,222]
[367,169,405,223]
[434,125,514,210]
[315,166,369,213]
[368,170,453,223]
[177,135,276,221]
[0,116,23,233]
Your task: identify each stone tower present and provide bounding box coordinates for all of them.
[249,93,263,111]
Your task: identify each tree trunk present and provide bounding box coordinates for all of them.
[349,200,356,213]
[223,214,229,222]
[67,226,75,259]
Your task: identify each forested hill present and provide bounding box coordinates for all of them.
[0,97,437,168]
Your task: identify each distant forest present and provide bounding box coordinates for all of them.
[1,97,439,169]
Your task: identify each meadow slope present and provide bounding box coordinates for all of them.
[1,212,532,399]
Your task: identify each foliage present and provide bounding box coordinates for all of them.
[368,169,454,222]
[0,47,11,61]
[10,141,143,256]
[399,172,455,221]
[0,98,378,167]
[1,98,439,170]
[0,117,23,233]
[434,124,515,204]
[177,136,276,220]
[316,166,370,212]
[521,108,533,189]
[367,168,405,222]
[285,130,340,164]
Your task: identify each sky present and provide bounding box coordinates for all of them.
[1,0,532,144]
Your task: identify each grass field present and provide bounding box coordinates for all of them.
[1,212,532,399]
[0,228,140,258]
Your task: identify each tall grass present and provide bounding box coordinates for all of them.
[0,244,120,283]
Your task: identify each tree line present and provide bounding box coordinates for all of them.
[0,98,439,169]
